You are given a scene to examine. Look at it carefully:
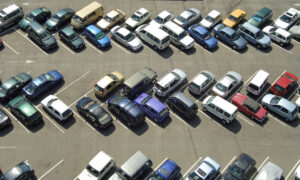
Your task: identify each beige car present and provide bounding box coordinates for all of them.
[94,71,124,98]
[96,9,126,31]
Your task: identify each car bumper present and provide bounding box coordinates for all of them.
[0,119,11,129]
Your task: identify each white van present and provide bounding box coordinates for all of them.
[135,24,170,50]
[246,70,270,96]
[76,151,115,180]
[161,21,194,50]
[202,95,238,124]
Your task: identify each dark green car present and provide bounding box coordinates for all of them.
[58,27,85,50]
[248,7,273,27]
[19,7,51,31]
[0,73,32,102]
[8,96,42,126]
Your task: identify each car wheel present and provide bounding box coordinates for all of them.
[204,45,208,49]
[222,120,226,124]
[153,45,158,50]
[250,116,255,120]
[279,42,284,47]
[202,107,208,112]
[284,117,289,121]
[262,105,268,110]
[215,34,219,39]
[180,45,185,51]
[97,44,101,49]
[256,43,261,49]
[232,45,237,50]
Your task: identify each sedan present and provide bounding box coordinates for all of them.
[19,7,51,31]
[173,8,201,28]
[0,161,35,180]
[148,159,181,180]
[188,71,215,96]
[221,153,256,180]
[188,24,218,49]
[200,10,222,29]
[58,27,85,50]
[94,71,124,98]
[274,8,300,30]
[83,25,110,49]
[261,94,298,121]
[0,108,10,129]
[231,93,268,122]
[76,97,113,128]
[270,72,298,97]
[213,24,247,50]
[150,10,174,27]
[134,93,169,124]
[111,25,142,51]
[223,9,246,28]
[212,71,242,99]
[96,9,126,31]
[186,157,220,180]
[23,70,63,99]
[263,25,292,46]
[0,38,3,48]
[0,73,32,102]
[45,8,75,31]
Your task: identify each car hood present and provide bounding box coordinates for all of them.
[262,26,273,34]
[19,18,31,28]
[258,34,271,45]
[77,169,98,180]
[128,37,142,48]
[97,19,110,29]
[205,36,218,47]
[180,35,194,46]
[275,19,289,30]
[200,19,213,28]
[234,36,247,48]
[126,18,138,28]
[223,18,235,28]
[44,36,57,46]
[72,37,84,47]
[261,94,274,105]
[256,107,268,120]
[46,19,57,28]
[97,36,110,45]
[212,86,226,97]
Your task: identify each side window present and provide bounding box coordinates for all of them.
[273,105,281,110]
[106,82,114,90]
[170,79,178,87]
[216,107,224,114]
[162,26,168,33]
[208,103,215,109]
[88,11,96,18]
[281,108,288,114]
[153,37,160,43]
[141,30,146,34]
[224,112,230,118]
[147,33,154,39]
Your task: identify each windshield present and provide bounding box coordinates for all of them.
[270,96,281,104]
[232,32,240,40]
[205,15,214,23]
[176,15,186,22]
[229,165,244,180]
[159,107,169,117]
[72,15,83,22]
[203,32,212,40]
[256,31,264,39]
[69,33,79,41]
[40,31,52,41]
[131,14,140,21]
[45,74,54,81]
[228,15,237,22]
[86,165,100,177]
[104,15,113,22]
[28,12,36,20]
[149,173,165,180]
[51,14,60,22]
[252,14,262,22]
[273,85,284,93]
[125,33,135,42]
[188,172,202,180]
[24,83,36,94]
[154,16,164,24]
[178,31,188,40]
[96,32,105,40]
[216,83,227,92]
[280,14,292,23]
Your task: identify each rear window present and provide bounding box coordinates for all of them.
[95,85,104,92]
[162,36,170,44]
[159,107,169,117]
[292,108,298,116]
[62,109,72,117]
[273,84,284,93]
[28,112,41,122]
[248,83,259,91]
[190,82,200,89]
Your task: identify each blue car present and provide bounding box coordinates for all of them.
[83,25,110,48]
[213,24,248,51]
[188,24,218,49]
[148,159,181,180]
[23,70,63,99]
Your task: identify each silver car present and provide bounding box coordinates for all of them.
[111,25,142,51]
[173,8,201,28]
[212,71,242,99]
[0,4,23,32]
[188,71,215,96]
[263,25,291,46]
[186,157,220,180]
[289,24,300,40]
[261,94,298,121]
[254,162,283,180]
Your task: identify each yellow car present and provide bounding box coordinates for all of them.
[223,9,246,28]
[96,9,126,31]
[94,71,124,98]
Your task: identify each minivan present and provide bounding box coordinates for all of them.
[202,95,238,124]
[135,24,170,50]
[0,4,23,32]
[71,1,104,30]
[246,70,270,96]
[109,150,152,180]
[28,21,57,50]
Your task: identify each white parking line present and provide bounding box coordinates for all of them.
[169,111,189,126]
[111,40,131,54]
[286,159,300,180]
[292,39,300,45]
[73,111,95,131]
[221,156,237,174]
[57,40,75,54]
[194,43,212,54]
[37,107,65,134]
[256,156,269,172]
[2,40,20,55]
[1,107,30,133]
[146,118,157,127]
[115,119,129,130]
[287,85,299,100]
[268,114,287,127]
[272,43,293,54]
[0,146,17,149]
[183,157,202,177]
[68,88,94,108]
[38,159,64,180]
[272,70,287,85]
[218,42,239,54]
[237,114,255,126]
[154,158,168,171]
[243,71,257,87]
[84,40,103,54]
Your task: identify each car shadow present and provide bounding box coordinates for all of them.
[0,45,4,51]
[73,44,86,53]
[187,115,201,128]
[256,45,272,53]
[129,121,149,136]
[0,24,18,37]
[45,45,59,54]
[238,46,248,54]
[287,117,300,127]
[175,46,197,56]
[207,45,219,53]
[247,83,271,102]
[0,123,14,137]
[158,116,172,128]
[282,42,294,50]
[27,119,45,133]
[96,123,116,136]
[42,108,76,129]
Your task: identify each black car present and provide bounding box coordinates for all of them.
[167,91,198,119]
[0,73,32,102]
[45,8,75,31]
[76,97,113,128]
[221,153,256,180]
[108,94,145,127]
[0,161,35,180]
[58,27,85,50]
[0,108,10,129]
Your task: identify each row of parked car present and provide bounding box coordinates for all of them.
[1,150,300,180]
[0,67,299,130]
[1,2,300,53]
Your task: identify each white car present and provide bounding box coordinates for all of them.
[125,8,150,29]
[153,69,187,97]
[212,71,242,99]
[41,95,73,122]
[173,8,201,28]
[295,164,300,180]
[96,9,126,31]
[274,8,300,30]
[200,10,222,29]
[150,10,174,27]
[185,157,220,180]
[263,25,291,46]
[188,71,215,96]
[254,162,283,180]
[111,25,142,51]
[76,151,115,180]
[295,96,300,110]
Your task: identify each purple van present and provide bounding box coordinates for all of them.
[134,93,169,123]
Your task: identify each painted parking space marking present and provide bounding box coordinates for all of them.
[2,40,20,55]
[268,114,288,127]
[194,43,213,54]
[221,156,237,174]
[256,156,269,172]
[38,159,64,180]
[272,43,293,54]
[36,106,65,134]
[73,111,95,131]
[0,146,17,149]
[169,111,189,126]
[154,158,169,171]
[1,107,30,133]
[68,88,94,108]
[111,40,131,54]
[286,159,300,180]
[237,114,255,126]
[183,157,202,178]
[218,42,239,54]
[83,40,103,54]
[57,40,75,54]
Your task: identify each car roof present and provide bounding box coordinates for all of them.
[124,71,147,88]
[286,8,298,17]
[158,10,171,19]
[164,21,184,35]
[192,25,208,35]
[76,2,102,18]
[1,4,20,15]
[219,76,235,87]
[278,98,296,112]
[235,153,254,170]
[244,98,260,112]
[29,21,46,34]
[254,162,283,180]
[89,151,114,172]
[158,159,178,177]
[180,10,193,19]
[170,92,195,108]
[136,8,148,15]
[143,24,169,40]
[61,27,75,36]
[192,73,209,86]
[158,72,177,87]
[120,150,150,177]
[257,7,271,17]
[276,28,291,37]
[56,8,71,17]
[19,101,37,117]
[2,78,18,89]
[107,10,119,18]
[276,73,295,88]
[42,95,69,114]
[97,75,114,88]
[249,70,270,87]
[86,25,101,35]
[31,8,43,16]
[222,26,235,35]
[242,22,260,33]
[211,96,237,114]
[208,10,221,18]
[117,27,131,36]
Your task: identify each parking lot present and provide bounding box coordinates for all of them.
[1,0,300,179]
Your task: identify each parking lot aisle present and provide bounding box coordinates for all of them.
[220,156,237,174]
[37,159,64,180]
[267,114,288,127]
[194,43,213,54]
[111,39,131,55]
[72,111,95,131]
[218,42,239,54]
[182,157,202,178]
[2,40,20,55]
[286,159,300,179]
[271,43,294,55]
[1,107,30,133]
[82,39,103,54]
[236,114,255,127]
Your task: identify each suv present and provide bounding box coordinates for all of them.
[238,22,271,49]
[121,67,157,99]
[0,4,23,32]
[154,69,187,97]
[270,72,298,97]
[248,7,273,27]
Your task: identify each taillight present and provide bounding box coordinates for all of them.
[198,89,201,93]
[94,84,96,87]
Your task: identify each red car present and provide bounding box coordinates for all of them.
[0,38,3,47]
[270,72,298,97]
[231,93,268,122]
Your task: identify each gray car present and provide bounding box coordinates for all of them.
[289,24,300,40]
[173,8,201,28]
[0,161,35,180]
[0,4,23,32]
[188,71,215,96]
[238,22,271,49]
[45,8,75,31]
[254,162,283,180]
[213,24,247,50]
[261,94,298,121]
[0,108,10,129]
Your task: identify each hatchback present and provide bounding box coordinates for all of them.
[45,8,75,31]
[248,7,273,27]
[173,8,201,28]
[188,71,215,96]
[270,72,298,97]
[94,71,124,98]
[19,7,51,31]
[189,24,218,49]
[148,159,181,180]
[58,27,85,50]
[223,9,246,28]
[186,157,220,180]
[83,25,110,48]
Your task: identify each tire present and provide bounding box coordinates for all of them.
[222,120,226,124]
[250,116,255,120]
[232,45,237,50]
[153,118,158,123]
[262,105,268,110]
[202,107,208,112]
[215,34,219,39]
[279,42,284,47]
[204,45,208,49]
[153,45,158,50]
[180,45,185,51]
[256,43,261,49]
[108,105,113,112]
